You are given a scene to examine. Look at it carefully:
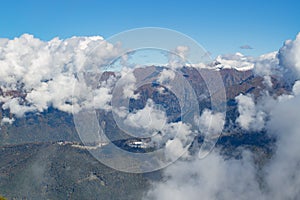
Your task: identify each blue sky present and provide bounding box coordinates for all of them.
[0,0,299,57]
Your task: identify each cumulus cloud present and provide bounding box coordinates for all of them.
[0,34,121,116]
[292,80,300,95]
[253,52,280,77]
[151,109,224,161]
[253,33,300,83]
[157,69,175,84]
[263,75,273,88]
[159,121,193,161]
[118,67,140,100]
[1,117,15,125]
[194,109,225,136]
[124,99,167,131]
[119,97,194,160]
[235,94,266,131]
[278,33,300,79]
[2,98,36,117]
[174,46,189,59]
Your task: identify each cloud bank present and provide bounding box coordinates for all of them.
[0,34,120,116]
[1,33,299,118]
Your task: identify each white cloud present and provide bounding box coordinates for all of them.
[161,122,193,160]
[175,45,189,59]
[0,34,121,116]
[2,98,36,117]
[253,51,280,77]
[145,151,263,200]
[124,99,167,131]
[157,69,175,84]
[278,33,300,79]
[263,75,273,88]
[164,138,187,161]
[235,94,266,131]
[1,117,15,125]
[253,33,300,82]
[194,109,225,136]
[292,80,300,95]
[118,67,140,99]
[120,97,193,160]
[265,92,300,200]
